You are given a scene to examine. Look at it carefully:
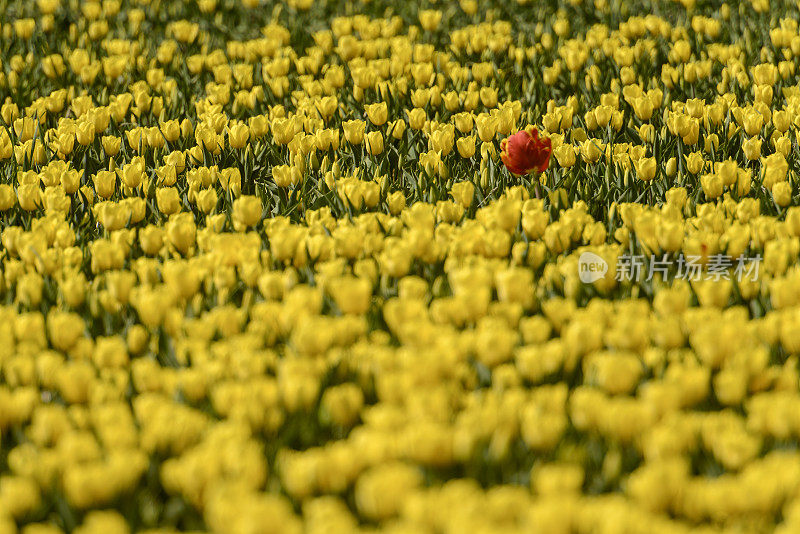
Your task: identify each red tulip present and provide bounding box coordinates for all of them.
[500,127,552,175]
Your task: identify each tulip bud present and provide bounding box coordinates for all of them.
[156,187,181,215]
[635,157,657,181]
[228,122,250,149]
[232,195,262,230]
[772,181,792,207]
[665,157,677,177]
[742,136,762,161]
[451,181,475,209]
[365,131,384,156]
[387,191,405,215]
[456,136,476,158]
[700,173,723,199]
[685,152,704,175]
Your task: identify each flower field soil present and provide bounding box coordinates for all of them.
[2,0,800,532]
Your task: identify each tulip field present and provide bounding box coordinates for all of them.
[5,0,800,531]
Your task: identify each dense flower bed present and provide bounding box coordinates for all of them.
[2,0,800,532]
